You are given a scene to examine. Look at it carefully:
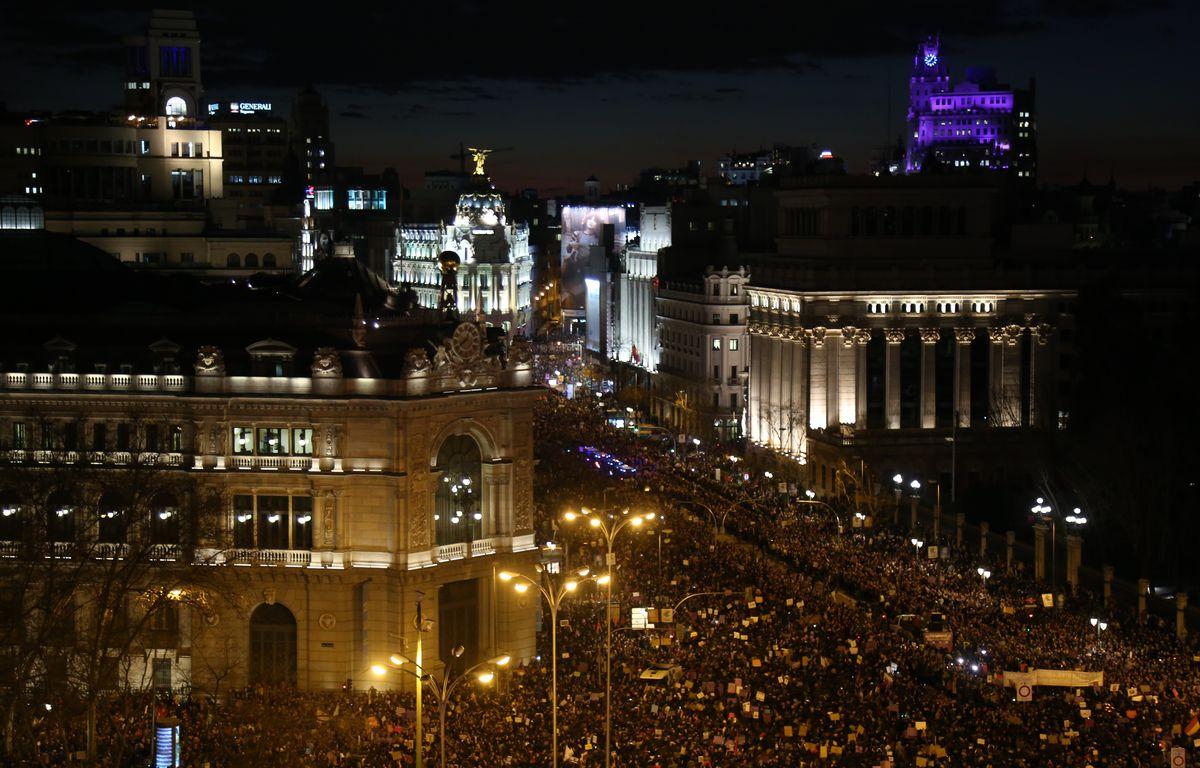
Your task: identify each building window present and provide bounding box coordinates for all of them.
[434,435,483,546]
[152,659,173,689]
[729,314,739,325]
[233,427,254,454]
[314,189,334,211]
[256,428,288,455]
[729,338,739,351]
[12,422,27,450]
[227,253,241,268]
[711,338,721,351]
[164,95,188,116]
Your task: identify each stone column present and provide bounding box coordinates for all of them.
[808,328,827,429]
[956,512,965,548]
[954,328,974,427]
[1006,530,1015,573]
[769,334,784,445]
[932,502,941,543]
[854,329,870,429]
[837,329,857,426]
[1103,565,1114,607]
[826,329,842,428]
[1177,593,1188,640]
[790,331,809,454]
[980,521,989,558]
[1031,324,1054,429]
[1065,534,1082,596]
[919,329,939,429]
[1137,577,1150,617]
[1033,524,1048,582]
[989,325,1023,427]
[884,329,904,429]
[909,497,919,530]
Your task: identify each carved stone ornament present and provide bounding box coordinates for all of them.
[262,588,276,606]
[853,328,873,346]
[920,328,941,344]
[323,493,335,546]
[311,347,343,377]
[405,348,432,374]
[954,327,976,344]
[194,346,225,376]
[318,613,336,631]
[884,328,907,344]
[840,326,858,348]
[204,612,219,627]
[809,327,827,348]
[514,458,533,533]
[409,471,430,550]
[430,321,501,389]
[507,336,533,367]
[1003,324,1025,345]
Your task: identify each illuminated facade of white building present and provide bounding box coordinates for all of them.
[395,191,533,335]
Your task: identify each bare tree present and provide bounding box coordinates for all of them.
[0,450,236,763]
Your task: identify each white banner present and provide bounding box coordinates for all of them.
[1004,669,1104,688]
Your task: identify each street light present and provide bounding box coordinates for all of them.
[910,537,924,557]
[976,567,992,581]
[798,490,843,535]
[382,648,511,768]
[908,479,921,530]
[498,566,607,768]
[892,474,904,526]
[1089,616,1108,643]
[1031,498,1056,588]
[562,507,655,768]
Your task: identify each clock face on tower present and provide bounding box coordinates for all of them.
[923,50,938,68]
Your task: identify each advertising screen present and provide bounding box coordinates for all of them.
[560,205,625,312]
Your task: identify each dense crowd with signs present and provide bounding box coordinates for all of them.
[9,390,1200,766]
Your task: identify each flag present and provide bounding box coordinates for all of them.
[1180,713,1198,736]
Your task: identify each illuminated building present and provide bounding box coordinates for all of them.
[654,266,749,442]
[122,10,205,121]
[290,86,335,187]
[904,36,1037,179]
[613,205,668,372]
[395,159,533,335]
[0,235,539,691]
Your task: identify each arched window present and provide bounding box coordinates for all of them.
[47,491,75,543]
[0,207,14,229]
[244,253,258,269]
[249,603,297,686]
[263,253,276,268]
[98,491,127,545]
[15,207,31,230]
[434,435,483,546]
[227,253,240,268]
[164,96,188,117]
[0,492,22,542]
[151,493,180,545]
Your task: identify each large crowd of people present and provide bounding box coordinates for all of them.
[9,389,1199,766]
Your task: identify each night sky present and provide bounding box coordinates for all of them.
[2,1,1196,193]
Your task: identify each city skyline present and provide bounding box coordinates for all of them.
[1,1,1196,191]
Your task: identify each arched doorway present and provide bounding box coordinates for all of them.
[249,603,296,686]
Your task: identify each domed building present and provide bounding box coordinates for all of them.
[394,171,532,335]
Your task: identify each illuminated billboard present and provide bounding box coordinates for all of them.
[560,205,625,312]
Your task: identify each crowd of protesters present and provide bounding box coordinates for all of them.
[9,389,1200,767]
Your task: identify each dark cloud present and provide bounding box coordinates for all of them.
[338,110,367,119]
[0,1,1176,95]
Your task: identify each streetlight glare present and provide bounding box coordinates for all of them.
[805,489,815,499]
[513,582,529,593]
[893,473,903,484]
[497,571,513,581]
[477,671,495,684]
[645,512,656,520]
[589,517,602,528]
[494,654,511,667]
[910,479,921,490]
[597,574,611,585]
[630,517,643,527]
[389,654,407,666]
[370,664,387,677]
[564,581,578,592]
[563,511,577,521]
[576,567,591,577]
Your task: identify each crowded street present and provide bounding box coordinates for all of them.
[8,390,1197,767]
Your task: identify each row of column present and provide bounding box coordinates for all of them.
[748,323,1053,444]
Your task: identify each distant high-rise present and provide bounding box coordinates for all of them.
[122,10,204,120]
[904,35,1036,180]
[290,86,335,186]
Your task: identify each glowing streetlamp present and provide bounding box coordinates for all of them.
[498,566,607,768]
[562,508,655,768]
[381,648,511,768]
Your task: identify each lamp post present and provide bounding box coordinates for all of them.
[800,489,843,535]
[908,479,921,530]
[563,507,656,768]
[910,537,924,558]
[1063,508,1087,596]
[682,495,726,535]
[976,566,992,583]
[498,566,608,768]
[377,650,511,768]
[1031,498,1055,587]
[1089,616,1108,644]
[892,474,903,526]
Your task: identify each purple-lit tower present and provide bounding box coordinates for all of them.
[904,36,1036,181]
